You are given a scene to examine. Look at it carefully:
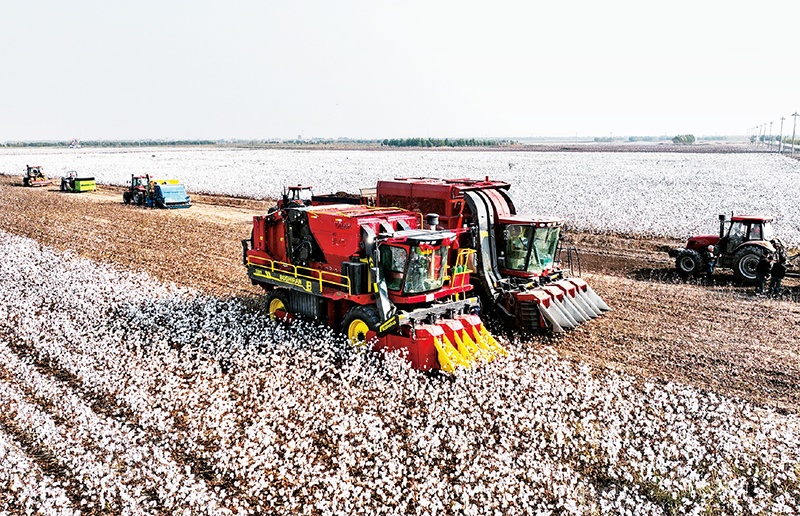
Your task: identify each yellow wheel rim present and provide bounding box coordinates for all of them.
[347,319,369,346]
[268,298,286,320]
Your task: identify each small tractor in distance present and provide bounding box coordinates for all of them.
[60,171,96,192]
[242,186,506,372]
[123,174,191,209]
[669,214,787,282]
[22,165,52,187]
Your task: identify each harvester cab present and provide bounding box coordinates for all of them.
[669,214,784,282]
[374,177,610,333]
[22,165,52,187]
[243,201,505,372]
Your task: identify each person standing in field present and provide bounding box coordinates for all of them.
[769,257,787,298]
[700,245,716,285]
[755,250,771,295]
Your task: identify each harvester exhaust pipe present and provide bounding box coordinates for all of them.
[425,213,440,230]
[719,214,726,238]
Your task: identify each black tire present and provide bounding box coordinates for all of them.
[266,289,292,321]
[123,192,132,204]
[23,178,29,187]
[134,192,144,206]
[676,249,703,277]
[341,305,380,347]
[732,246,762,283]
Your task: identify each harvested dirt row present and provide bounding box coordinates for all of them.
[2,175,799,413]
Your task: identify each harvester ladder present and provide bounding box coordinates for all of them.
[557,245,582,277]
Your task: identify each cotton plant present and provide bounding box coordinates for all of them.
[1,147,799,245]
[0,229,798,515]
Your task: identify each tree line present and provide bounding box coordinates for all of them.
[381,138,510,148]
[1,140,216,148]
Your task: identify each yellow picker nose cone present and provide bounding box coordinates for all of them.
[434,336,472,373]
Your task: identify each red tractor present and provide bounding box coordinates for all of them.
[22,165,52,187]
[669,214,787,282]
[123,174,150,205]
[242,186,505,372]
[371,178,610,333]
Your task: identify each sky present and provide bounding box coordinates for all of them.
[2,0,799,141]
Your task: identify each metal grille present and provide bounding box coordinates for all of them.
[289,290,322,320]
[517,301,542,331]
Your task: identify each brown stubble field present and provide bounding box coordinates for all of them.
[2,174,798,413]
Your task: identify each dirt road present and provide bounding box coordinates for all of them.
[3,175,799,413]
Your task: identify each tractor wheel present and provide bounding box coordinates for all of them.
[732,247,761,283]
[123,192,132,204]
[676,249,703,277]
[341,305,380,347]
[134,192,144,205]
[266,289,292,321]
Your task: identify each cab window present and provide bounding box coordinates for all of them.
[380,245,407,291]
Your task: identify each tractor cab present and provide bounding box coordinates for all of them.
[497,216,564,276]
[131,175,148,191]
[280,185,314,208]
[720,216,774,255]
[26,166,45,180]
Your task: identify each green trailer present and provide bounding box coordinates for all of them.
[60,173,96,193]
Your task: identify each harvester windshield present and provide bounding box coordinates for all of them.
[380,243,448,294]
[504,224,560,274]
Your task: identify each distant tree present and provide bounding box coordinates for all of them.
[672,134,695,145]
[381,137,507,148]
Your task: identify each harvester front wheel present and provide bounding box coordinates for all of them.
[733,247,761,283]
[676,249,702,277]
[342,306,379,347]
[266,289,291,321]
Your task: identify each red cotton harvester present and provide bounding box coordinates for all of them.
[372,177,610,333]
[242,186,506,372]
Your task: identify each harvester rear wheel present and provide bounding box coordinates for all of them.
[676,249,702,277]
[266,289,291,321]
[342,305,379,347]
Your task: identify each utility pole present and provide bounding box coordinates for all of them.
[779,117,785,153]
[793,112,799,158]
[768,121,773,151]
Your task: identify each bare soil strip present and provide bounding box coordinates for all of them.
[2,175,799,413]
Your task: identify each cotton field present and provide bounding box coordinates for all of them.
[0,229,798,515]
[1,147,799,245]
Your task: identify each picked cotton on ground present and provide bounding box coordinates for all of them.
[2,148,800,245]
[0,230,798,515]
